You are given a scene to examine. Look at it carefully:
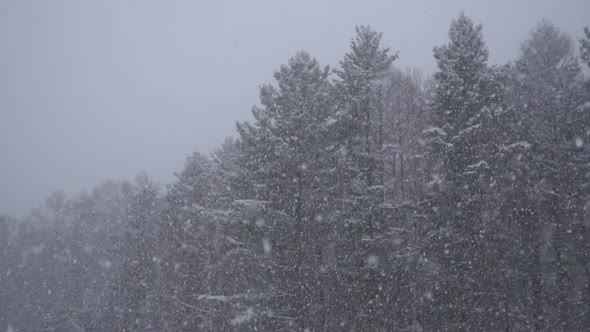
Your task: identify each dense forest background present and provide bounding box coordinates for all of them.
[2,13,590,331]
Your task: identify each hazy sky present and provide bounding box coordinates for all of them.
[1,0,589,217]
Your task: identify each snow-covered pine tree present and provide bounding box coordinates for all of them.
[511,19,587,330]
[421,12,513,330]
[115,174,163,331]
[69,182,126,331]
[578,31,590,313]
[580,27,590,68]
[161,153,220,331]
[203,138,271,331]
[331,25,399,330]
[333,25,397,192]
[578,26,590,199]
[236,51,335,331]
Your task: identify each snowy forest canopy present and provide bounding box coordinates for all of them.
[2,13,590,331]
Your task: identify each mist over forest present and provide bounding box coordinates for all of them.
[2,6,590,332]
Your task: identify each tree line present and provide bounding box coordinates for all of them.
[2,13,590,331]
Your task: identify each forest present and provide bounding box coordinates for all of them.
[2,13,590,331]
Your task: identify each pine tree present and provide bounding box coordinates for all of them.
[580,26,590,68]
[331,25,398,330]
[162,153,218,331]
[114,175,163,331]
[421,13,513,330]
[578,30,590,320]
[511,19,586,330]
[334,25,397,189]
[236,51,335,330]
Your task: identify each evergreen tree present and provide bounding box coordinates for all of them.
[421,13,512,330]
[580,26,590,68]
[511,19,586,330]
[334,25,397,189]
[331,25,398,330]
[113,175,163,331]
[236,51,334,330]
[161,153,219,331]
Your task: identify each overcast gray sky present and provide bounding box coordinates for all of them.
[1,0,589,217]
